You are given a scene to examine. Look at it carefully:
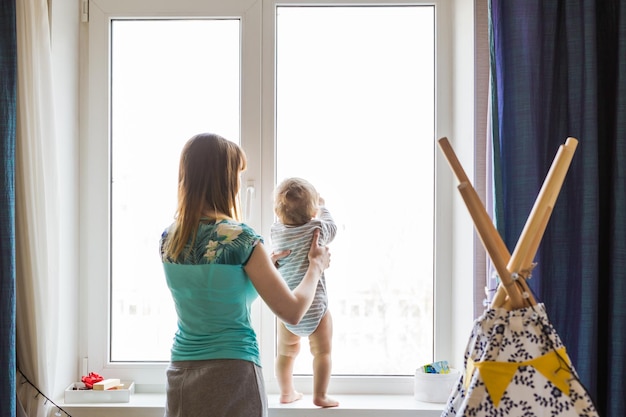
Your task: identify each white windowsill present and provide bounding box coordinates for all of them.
[59,393,445,417]
[268,394,444,416]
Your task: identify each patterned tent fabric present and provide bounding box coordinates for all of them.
[441,304,598,417]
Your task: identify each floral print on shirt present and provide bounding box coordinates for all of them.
[161,219,262,266]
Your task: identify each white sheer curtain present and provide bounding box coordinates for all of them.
[15,0,61,415]
[473,0,492,316]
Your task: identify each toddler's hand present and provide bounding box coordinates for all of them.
[271,249,291,268]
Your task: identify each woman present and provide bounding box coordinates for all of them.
[160,133,330,417]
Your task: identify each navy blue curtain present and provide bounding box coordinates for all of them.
[490,1,626,416]
[0,0,17,416]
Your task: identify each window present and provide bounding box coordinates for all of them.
[110,18,241,362]
[274,6,434,376]
[83,0,453,393]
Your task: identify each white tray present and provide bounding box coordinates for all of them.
[64,380,135,403]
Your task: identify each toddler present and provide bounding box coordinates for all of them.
[271,177,338,407]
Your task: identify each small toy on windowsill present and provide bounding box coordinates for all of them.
[78,372,124,391]
[93,378,123,390]
[81,372,104,389]
[421,360,450,374]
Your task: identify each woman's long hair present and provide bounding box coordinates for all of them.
[163,133,247,260]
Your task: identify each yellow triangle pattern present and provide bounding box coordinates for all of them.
[464,347,572,407]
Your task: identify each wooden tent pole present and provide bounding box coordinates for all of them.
[457,183,525,309]
[437,138,511,263]
[438,138,524,308]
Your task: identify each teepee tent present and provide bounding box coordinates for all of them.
[438,137,599,416]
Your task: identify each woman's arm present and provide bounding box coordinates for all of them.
[245,229,330,325]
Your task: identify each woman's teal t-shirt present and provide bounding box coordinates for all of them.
[160,220,263,366]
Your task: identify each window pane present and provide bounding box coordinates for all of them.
[110,19,240,361]
[275,6,435,375]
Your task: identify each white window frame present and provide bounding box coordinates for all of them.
[80,0,456,395]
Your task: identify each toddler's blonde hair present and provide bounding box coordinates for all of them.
[274,177,319,226]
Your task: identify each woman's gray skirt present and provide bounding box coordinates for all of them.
[165,359,267,417]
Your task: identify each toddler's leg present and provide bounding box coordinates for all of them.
[309,311,339,407]
[276,321,303,404]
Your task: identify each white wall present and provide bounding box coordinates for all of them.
[449,0,478,368]
[50,0,81,400]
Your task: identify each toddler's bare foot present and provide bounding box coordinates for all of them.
[313,395,339,408]
[280,391,303,404]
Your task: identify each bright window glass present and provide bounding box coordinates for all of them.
[275,6,435,375]
[110,19,240,361]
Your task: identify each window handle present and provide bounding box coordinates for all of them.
[245,180,255,221]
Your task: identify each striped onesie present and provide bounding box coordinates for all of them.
[270,207,337,337]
